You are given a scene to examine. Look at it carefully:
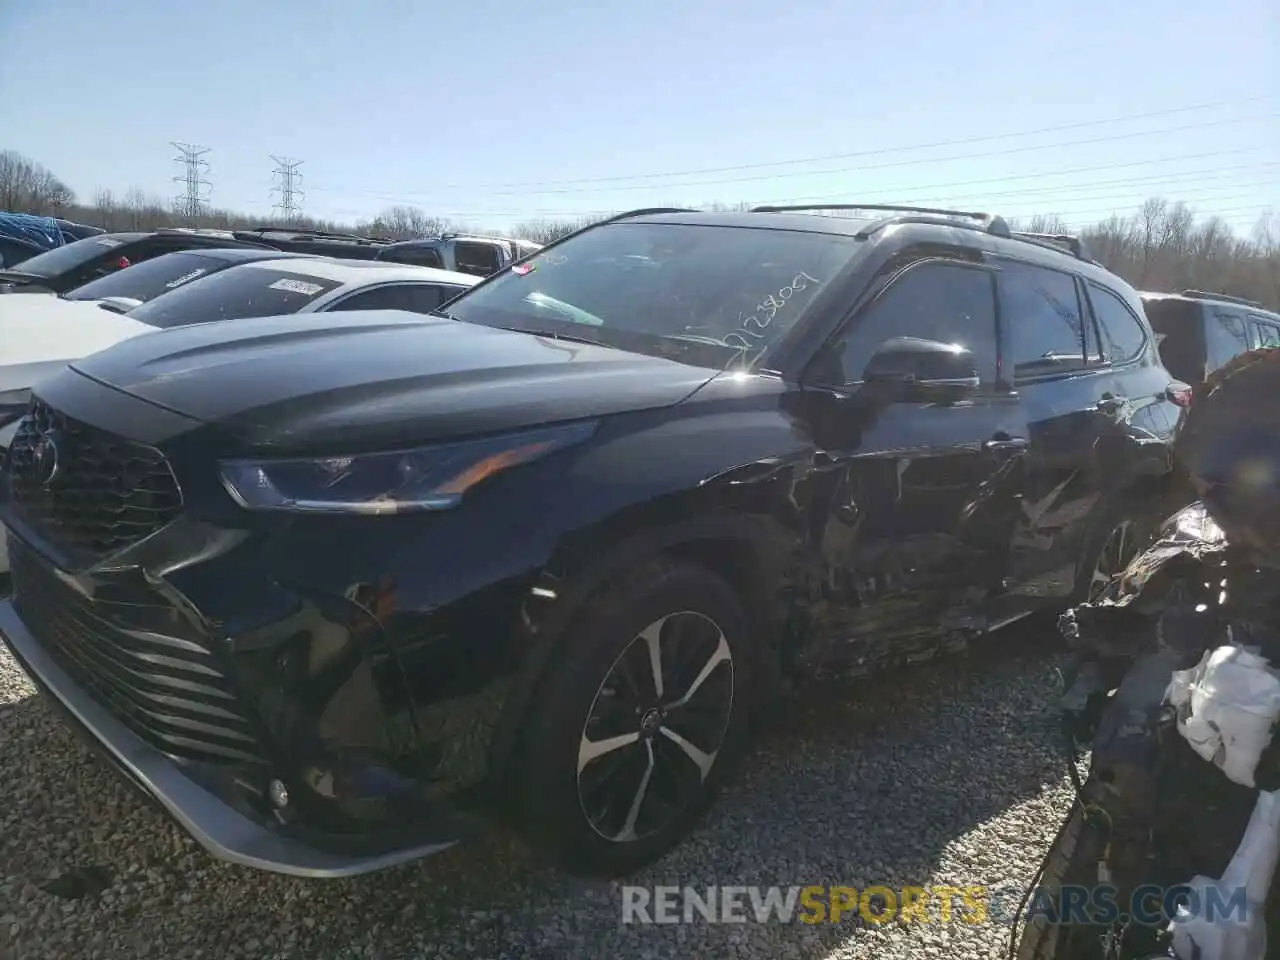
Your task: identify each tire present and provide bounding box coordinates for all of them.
[1071,503,1146,606]
[517,557,753,877]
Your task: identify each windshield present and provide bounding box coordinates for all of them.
[64,251,221,303]
[128,264,342,328]
[445,221,862,367]
[4,233,141,278]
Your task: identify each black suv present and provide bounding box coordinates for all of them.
[0,204,1188,880]
[229,227,394,261]
[1141,288,1280,386]
[374,234,543,276]
[0,228,278,294]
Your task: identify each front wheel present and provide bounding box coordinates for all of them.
[518,559,752,877]
[1074,509,1144,605]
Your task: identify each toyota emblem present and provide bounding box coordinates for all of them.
[30,430,64,488]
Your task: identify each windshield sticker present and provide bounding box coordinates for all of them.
[269,277,325,296]
[165,268,208,289]
[512,263,536,275]
[723,271,822,355]
[95,238,123,247]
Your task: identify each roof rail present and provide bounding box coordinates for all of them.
[1180,288,1265,308]
[1011,231,1094,263]
[606,207,700,223]
[237,226,391,244]
[750,202,1014,240]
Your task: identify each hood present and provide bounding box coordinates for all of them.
[70,310,719,453]
[0,294,154,392]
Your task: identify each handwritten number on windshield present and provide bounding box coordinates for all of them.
[723,272,821,356]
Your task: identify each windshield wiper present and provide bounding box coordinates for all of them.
[525,328,606,348]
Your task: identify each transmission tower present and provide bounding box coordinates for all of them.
[270,156,305,223]
[171,142,211,222]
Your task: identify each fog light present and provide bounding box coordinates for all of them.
[268,779,289,809]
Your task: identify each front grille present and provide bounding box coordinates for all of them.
[6,399,182,562]
[10,537,268,767]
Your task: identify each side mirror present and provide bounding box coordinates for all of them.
[862,336,980,403]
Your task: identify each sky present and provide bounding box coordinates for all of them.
[1,0,1277,235]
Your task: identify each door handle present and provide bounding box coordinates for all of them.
[983,437,1029,453]
[1097,395,1127,412]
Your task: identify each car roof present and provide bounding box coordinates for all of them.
[619,209,1145,295]
[232,256,480,287]
[1139,289,1279,318]
[177,247,319,264]
[69,231,150,246]
[624,210,881,236]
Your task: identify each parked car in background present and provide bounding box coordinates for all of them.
[0,229,278,295]
[0,213,103,269]
[62,247,321,310]
[230,226,394,261]
[1140,288,1280,386]
[52,219,106,242]
[375,233,542,276]
[120,256,479,328]
[0,203,1190,882]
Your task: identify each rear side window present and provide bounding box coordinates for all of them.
[64,252,219,303]
[998,260,1086,375]
[1252,317,1280,348]
[454,241,502,276]
[128,266,342,329]
[1086,283,1147,364]
[1206,309,1251,373]
[379,246,445,269]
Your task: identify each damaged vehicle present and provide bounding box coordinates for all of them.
[1015,346,1280,960]
[0,204,1187,879]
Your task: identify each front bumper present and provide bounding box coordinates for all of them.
[0,599,458,878]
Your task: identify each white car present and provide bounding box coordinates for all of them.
[0,256,478,575]
[118,256,479,330]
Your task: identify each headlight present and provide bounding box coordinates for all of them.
[219,420,597,515]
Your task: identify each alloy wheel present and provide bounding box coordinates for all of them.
[576,611,735,843]
[1086,519,1137,603]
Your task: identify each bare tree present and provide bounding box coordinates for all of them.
[361,205,450,240]
[0,151,74,213]
[2,149,1277,309]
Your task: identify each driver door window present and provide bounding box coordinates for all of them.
[814,259,999,388]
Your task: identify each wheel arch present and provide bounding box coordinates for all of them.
[484,491,802,793]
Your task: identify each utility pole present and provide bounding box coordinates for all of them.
[170,142,211,223]
[270,156,304,223]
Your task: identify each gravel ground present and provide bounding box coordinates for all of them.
[0,629,1075,960]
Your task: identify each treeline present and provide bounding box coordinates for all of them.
[3,148,1277,308]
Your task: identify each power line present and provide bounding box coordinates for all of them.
[270,156,305,222]
[763,156,1280,208]
[489,114,1280,198]
[305,96,1275,199]
[318,166,1279,223]
[171,142,211,222]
